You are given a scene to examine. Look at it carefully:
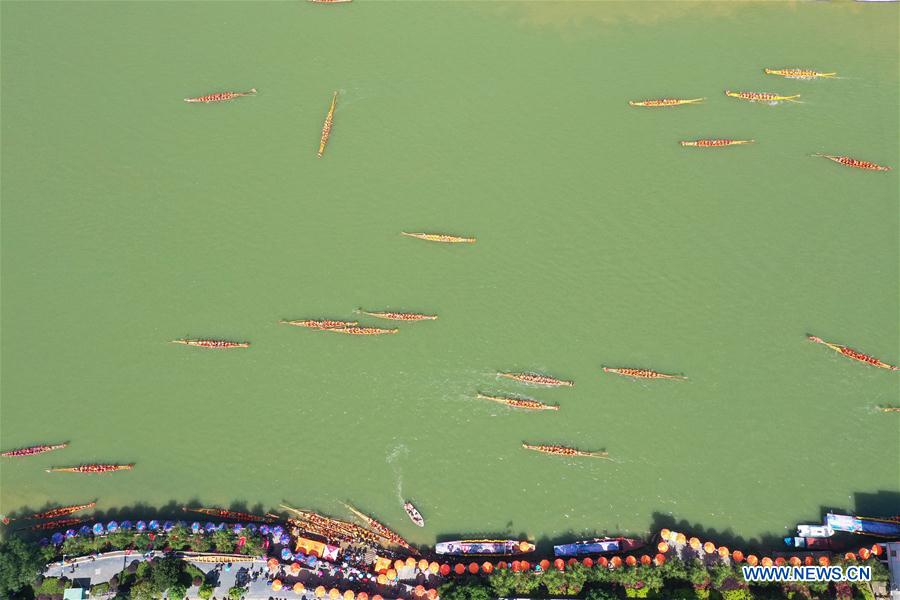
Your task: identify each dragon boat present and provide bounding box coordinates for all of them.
[476,393,559,411]
[724,90,801,103]
[171,339,250,349]
[879,406,900,412]
[318,91,338,158]
[764,68,836,79]
[1,443,68,457]
[436,539,535,556]
[184,89,256,103]
[343,503,414,552]
[813,154,891,171]
[602,367,686,380]
[183,507,275,522]
[498,372,574,387]
[628,98,704,107]
[681,139,754,147]
[807,335,898,370]
[326,326,398,335]
[554,537,645,557]
[357,309,437,321]
[308,0,352,3]
[2,502,95,524]
[279,319,358,329]
[46,464,134,474]
[30,518,86,531]
[522,443,610,459]
[404,502,425,527]
[401,232,476,243]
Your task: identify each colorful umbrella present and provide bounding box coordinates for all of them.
[107,521,118,533]
[315,586,326,598]
[294,583,305,594]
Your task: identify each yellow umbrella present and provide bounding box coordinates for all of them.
[316,586,327,598]
[377,575,387,585]
[675,533,686,545]
[273,580,284,592]
[429,561,439,574]
[689,537,700,549]
[386,569,397,580]
[418,559,429,571]
[329,588,341,600]
[394,560,405,571]
[406,557,416,568]
[344,590,355,600]
[294,583,306,594]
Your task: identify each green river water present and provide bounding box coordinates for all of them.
[1,1,898,549]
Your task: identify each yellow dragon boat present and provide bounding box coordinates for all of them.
[476,393,559,411]
[357,309,437,321]
[401,232,476,243]
[602,367,687,380]
[279,319,358,329]
[681,139,754,147]
[628,98,704,107]
[813,154,891,172]
[764,68,836,79]
[725,90,801,103]
[498,372,574,387]
[317,91,337,158]
[326,326,398,336]
[878,406,900,413]
[522,443,610,459]
[343,503,414,552]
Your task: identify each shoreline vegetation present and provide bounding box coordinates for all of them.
[0,513,892,600]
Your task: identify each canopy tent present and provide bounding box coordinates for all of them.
[296,536,327,557]
[323,545,340,561]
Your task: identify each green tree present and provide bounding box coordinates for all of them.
[585,588,620,600]
[240,532,264,557]
[565,563,590,594]
[512,571,541,595]
[487,568,518,596]
[0,536,44,599]
[189,535,211,553]
[166,525,190,551]
[198,582,215,600]
[91,581,110,596]
[149,556,182,595]
[168,583,188,600]
[212,530,235,553]
[542,568,568,595]
[228,585,246,600]
[130,580,159,600]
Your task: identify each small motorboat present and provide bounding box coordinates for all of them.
[797,524,834,538]
[784,537,837,550]
[404,502,425,527]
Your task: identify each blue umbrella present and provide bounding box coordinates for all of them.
[92,523,105,535]
[205,522,216,532]
[163,521,174,531]
[136,521,146,532]
[107,521,118,533]
[65,529,77,538]
[191,522,201,533]
[233,524,244,533]
[149,520,159,531]
[120,520,133,530]
[280,534,291,545]
[281,548,293,560]
[79,526,91,536]
[306,556,318,567]
[259,525,270,535]
[247,524,258,533]
[216,522,226,531]
[51,533,64,545]
[273,526,284,537]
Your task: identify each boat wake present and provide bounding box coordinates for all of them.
[386,443,409,503]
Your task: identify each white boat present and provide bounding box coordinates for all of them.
[404,502,425,527]
[797,524,834,538]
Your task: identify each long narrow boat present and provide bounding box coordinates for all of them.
[476,393,559,411]
[680,139,754,147]
[602,367,687,380]
[280,504,389,547]
[357,309,437,321]
[522,443,610,459]
[401,232,476,243]
[184,89,256,103]
[326,326,398,335]
[183,554,258,563]
[725,90,801,103]
[436,539,535,556]
[879,406,900,412]
[279,319,358,329]
[813,154,891,172]
[807,335,898,370]
[171,339,250,349]
[308,0,352,3]
[2,443,68,457]
[2,502,95,525]
[343,503,414,552]
[628,98,704,107]
[183,507,276,523]
[404,502,425,527]
[317,91,338,158]
[554,537,645,557]
[498,372,574,387]
[764,68,836,79]
[46,464,134,474]
[29,518,86,531]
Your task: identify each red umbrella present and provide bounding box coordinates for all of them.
[511,561,521,572]
[872,544,883,557]
[640,555,651,566]
[553,558,565,570]
[654,554,666,566]
[519,561,530,571]
[657,542,669,553]
[539,560,550,571]
[625,556,636,567]
[567,558,577,567]
[482,562,493,574]
[775,557,786,566]
[610,556,622,568]
[844,553,857,562]
[732,551,744,563]
[453,564,465,575]
[439,564,450,576]
[497,561,507,570]
[597,557,608,568]
[582,558,593,567]
[468,563,479,574]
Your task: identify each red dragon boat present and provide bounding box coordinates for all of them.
[171,339,250,349]
[813,154,891,172]
[681,139,754,147]
[46,464,134,474]
[1,442,68,457]
[280,319,358,329]
[603,367,687,380]
[498,372,574,387]
[476,393,559,411]
[183,507,276,522]
[29,518,86,531]
[2,502,95,524]
[807,335,898,370]
[522,443,610,459]
[358,309,437,321]
[318,91,338,158]
[184,89,256,103]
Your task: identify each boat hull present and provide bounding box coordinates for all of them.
[554,537,644,556]
[436,540,534,556]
